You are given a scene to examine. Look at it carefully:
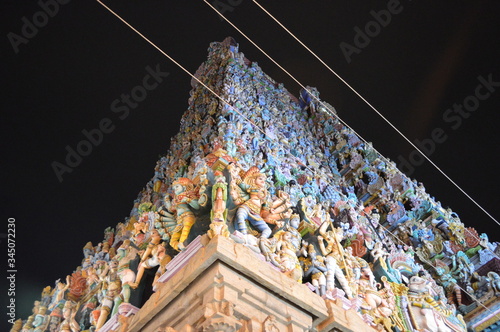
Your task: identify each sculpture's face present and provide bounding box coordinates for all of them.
[151,230,161,240]
[361,267,371,279]
[255,175,266,188]
[173,183,184,195]
[42,288,51,298]
[109,260,118,269]
[408,276,428,292]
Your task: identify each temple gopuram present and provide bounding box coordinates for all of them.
[12,37,500,332]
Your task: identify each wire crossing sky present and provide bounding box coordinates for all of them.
[95,0,498,255]
[252,0,499,228]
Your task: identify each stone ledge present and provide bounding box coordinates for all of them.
[128,235,375,332]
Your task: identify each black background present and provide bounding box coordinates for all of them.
[1,1,499,329]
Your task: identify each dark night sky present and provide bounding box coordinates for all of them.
[1,0,499,328]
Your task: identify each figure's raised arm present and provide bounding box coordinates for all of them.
[319,220,330,237]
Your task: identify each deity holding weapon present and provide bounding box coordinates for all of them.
[317,220,354,299]
[228,164,292,241]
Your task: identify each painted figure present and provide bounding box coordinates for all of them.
[95,281,122,331]
[131,229,167,288]
[115,239,138,303]
[169,178,204,250]
[317,221,353,299]
[301,244,327,296]
[208,171,230,238]
[229,165,291,240]
[487,272,500,296]
[407,275,454,332]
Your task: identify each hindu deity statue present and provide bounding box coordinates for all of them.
[407,275,464,332]
[48,276,70,311]
[131,229,168,288]
[59,301,80,332]
[168,177,206,250]
[94,280,122,331]
[436,267,463,307]
[357,263,393,330]
[273,230,303,282]
[115,239,139,303]
[300,244,327,296]
[317,220,354,299]
[32,305,49,332]
[228,164,292,240]
[208,171,230,238]
[486,272,500,296]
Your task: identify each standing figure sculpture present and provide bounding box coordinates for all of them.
[228,165,291,240]
[487,272,500,296]
[436,267,463,307]
[131,229,168,288]
[59,301,80,332]
[169,177,206,250]
[301,244,327,296]
[317,220,354,299]
[95,280,122,331]
[208,171,230,238]
[115,239,138,303]
[48,276,71,311]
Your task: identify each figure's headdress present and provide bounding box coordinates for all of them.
[242,166,265,185]
[173,177,195,191]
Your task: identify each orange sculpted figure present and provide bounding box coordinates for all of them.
[169,178,204,251]
[229,165,292,239]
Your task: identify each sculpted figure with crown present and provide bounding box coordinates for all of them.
[168,177,207,250]
[228,164,292,242]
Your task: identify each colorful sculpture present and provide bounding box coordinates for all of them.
[301,244,327,296]
[317,220,354,299]
[13,37,494,332]
[208,171,230,238]
[407,275,466,332]
[228,164,291,240]
[169,177,206,250]
[131,229,168,288]
[115,239,138,303]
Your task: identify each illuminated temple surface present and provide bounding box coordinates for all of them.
[12,37,500,332]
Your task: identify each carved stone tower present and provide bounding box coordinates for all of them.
[12,37,500,332]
